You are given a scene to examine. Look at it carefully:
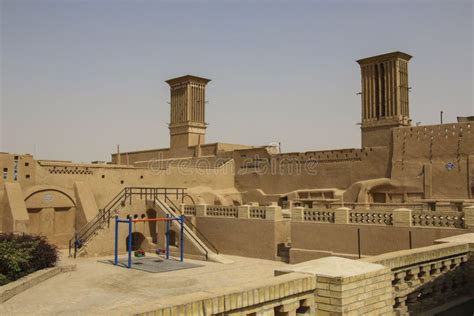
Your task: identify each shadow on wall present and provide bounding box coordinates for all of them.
[146,209,158,243]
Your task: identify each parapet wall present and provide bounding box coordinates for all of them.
[290,206,474,263]
[276,148,366,163]
[135,234,474,316]
[135,272,317,316]
[392,122,473,161]
[233,146,391,194]
[362,241,473,314]
[181,204,289,261]
[391,122,474,199]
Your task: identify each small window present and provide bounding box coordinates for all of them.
[14,156,18,160]
[120,180,124,184]
[26,175,30,179]
[101,175,105,179]
[140,175,144,179]
[25,162,29,167]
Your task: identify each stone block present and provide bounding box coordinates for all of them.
[265,206,282,221]
[291,207,305,222]
[238,205,250,219]
[195,205,207,217]
[392,208,412,227]
[334,207,350,224]
[464,206,474,228]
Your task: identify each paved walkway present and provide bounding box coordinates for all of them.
[0,253,286,315]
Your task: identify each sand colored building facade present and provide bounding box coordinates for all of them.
[2,50,474,315]
[1,51,473,261]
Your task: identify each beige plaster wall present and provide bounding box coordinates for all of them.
[193,216,289,260]
[290,221,472,263]
[233,146,391,196]
[2,183,29,233]
[391,122,474,199]
[24,187,77,247]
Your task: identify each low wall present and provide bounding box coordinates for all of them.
[362,240,474,314]
[290,206,474,263]
[135,272,316,315]
[0,264,76,303]
[182,205,289,261]
[134,234,474,316]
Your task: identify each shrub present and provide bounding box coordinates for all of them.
[0,233,58,285]
[0,274,9,286]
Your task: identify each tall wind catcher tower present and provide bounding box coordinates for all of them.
[357,52,412,147]
[166,75,211,150]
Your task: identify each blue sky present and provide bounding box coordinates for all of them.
[1,0,473,162]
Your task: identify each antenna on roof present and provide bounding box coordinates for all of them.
[440,111,444,124]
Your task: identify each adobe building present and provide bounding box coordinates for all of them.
[0,51,473,263]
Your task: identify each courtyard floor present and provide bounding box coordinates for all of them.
[0,252,286,315]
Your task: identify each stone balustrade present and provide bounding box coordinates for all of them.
[183,205,474,227]
[291,206,473,229]
[411,210,465,228]
[362,241,473,314]
[183,205,197,216]
[135,233,474,316]
[181,204,282,220]
[135,272,316,315]
[276,257,394,315]
[349,209,393,225]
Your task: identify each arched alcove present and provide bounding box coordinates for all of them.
[24,187,76,246]
[126,232,146,251]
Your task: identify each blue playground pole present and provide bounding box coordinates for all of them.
[114,216,119,265]
[128,217,132,268]
[180,215,184,262]
[166,214,170,260]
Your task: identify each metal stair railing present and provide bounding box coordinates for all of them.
[163,197,220,256]
[69,187,188,258]
[154,198,219,261]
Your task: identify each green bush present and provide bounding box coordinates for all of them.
[0,233,58,285]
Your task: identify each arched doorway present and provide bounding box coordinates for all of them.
[25,187,76,247]
[126,232,146,251]
[146,209,158,243]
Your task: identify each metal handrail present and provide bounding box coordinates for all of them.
[69,187,188,258]
[154,198,212,260]
[165,198,219,255]
[74,190,126,238]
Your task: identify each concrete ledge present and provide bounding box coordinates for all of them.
[362,242,469,269]
[288,248,364,264]
[135,272,315,315]
[0,264,76,303]
[275,257,386,281]
[435,233,474,251]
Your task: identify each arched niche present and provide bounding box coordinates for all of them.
[126,232,146,251]
[24,186,76,247]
